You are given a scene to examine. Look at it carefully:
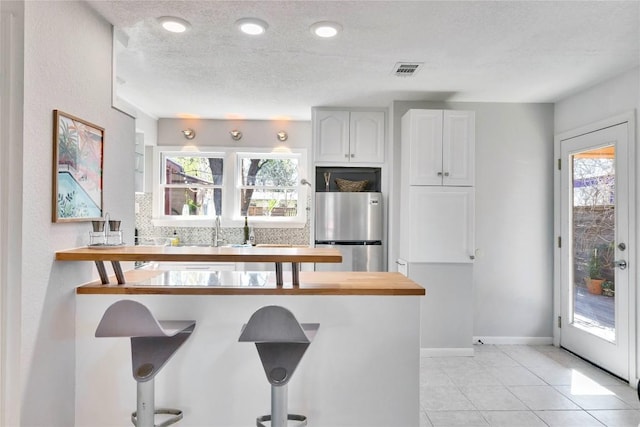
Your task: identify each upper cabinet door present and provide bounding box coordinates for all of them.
[314,109,385,164]
[314,110,350,163]
[443,111,475,186]
[349,111,385,163]
[404,109,444,186]
[402,109,474,186]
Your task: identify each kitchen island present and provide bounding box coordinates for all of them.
[61,246,425,427]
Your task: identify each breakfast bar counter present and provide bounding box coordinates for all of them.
[55,244,343,263]
[75,269,425,296]
[56,245,343,286]
[64,246,426,426]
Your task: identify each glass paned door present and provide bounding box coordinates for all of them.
[560,122,630,380]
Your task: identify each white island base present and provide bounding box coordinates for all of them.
[75,293,421,426]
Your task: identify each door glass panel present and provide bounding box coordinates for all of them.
[571,145,616,342]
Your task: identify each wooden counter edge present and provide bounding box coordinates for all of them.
[74,270,426,296]
[76,286,425,296]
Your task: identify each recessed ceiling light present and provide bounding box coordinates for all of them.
[310,21,342,38]
[158,16,191,33]
[236,18,268,35]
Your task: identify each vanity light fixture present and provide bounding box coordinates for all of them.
[230,129,243,141]
[310,21,342,38]
[182,128,196,140]
[277,131,288,142]
[236,18,268,35]
[158,16,191,33]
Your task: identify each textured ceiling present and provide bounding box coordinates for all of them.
[88,1,640,121]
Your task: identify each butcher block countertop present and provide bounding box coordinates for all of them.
[55,245,342,263]
[75,270,425,296]
[59,245,425,296]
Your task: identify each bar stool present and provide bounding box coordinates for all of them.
[95,300,196,427]
[239,305,319,427]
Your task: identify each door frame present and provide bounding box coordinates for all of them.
[553,111,636,383]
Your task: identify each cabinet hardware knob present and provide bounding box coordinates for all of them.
[444,172,450,177]
[437,172,443,176]
[344,154,349,158]
[350,153,355,158]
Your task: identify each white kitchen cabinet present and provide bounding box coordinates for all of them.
[402,109,475,186]
[313,109,385,163]
[399,186,475,263]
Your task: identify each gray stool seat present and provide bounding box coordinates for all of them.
[96,300,195,427]
[240,305,319,427]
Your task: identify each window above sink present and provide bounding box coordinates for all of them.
[152,146,308,228]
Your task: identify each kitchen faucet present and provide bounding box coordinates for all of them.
[213,215,222,247]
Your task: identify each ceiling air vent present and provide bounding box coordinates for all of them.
[393,62,423,77]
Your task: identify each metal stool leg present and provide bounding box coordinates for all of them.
[130,378,184,427]
[136,379,155,426]
[272,384,288,426]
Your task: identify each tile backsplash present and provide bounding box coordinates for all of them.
[135,193,310,246]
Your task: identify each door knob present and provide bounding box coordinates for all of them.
[614,260,627,270]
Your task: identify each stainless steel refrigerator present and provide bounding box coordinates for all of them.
[315,192,383,272]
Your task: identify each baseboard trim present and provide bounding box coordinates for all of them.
[472,336,554,345]
[421,348,475,357]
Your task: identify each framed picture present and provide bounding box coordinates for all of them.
[52,110,104,222]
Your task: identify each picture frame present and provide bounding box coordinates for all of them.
[52,110,104,222]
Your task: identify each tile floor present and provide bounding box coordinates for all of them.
[420,345,640,426]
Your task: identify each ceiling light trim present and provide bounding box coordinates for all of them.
[158,16,191,33]
[236,18,268,36]
[310,21,342,38]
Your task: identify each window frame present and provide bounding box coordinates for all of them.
[160,150,225,218]
[235,151,305,224]
[152,146,308,228]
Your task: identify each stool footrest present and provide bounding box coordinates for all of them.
[131,408,183,427]
[256,413,307,427]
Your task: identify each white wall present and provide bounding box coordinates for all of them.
[11,2,136,425]
[157,118,310,150]
[390,101,555,342]
[554,68,638,134]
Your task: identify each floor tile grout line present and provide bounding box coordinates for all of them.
[420,345,640,426]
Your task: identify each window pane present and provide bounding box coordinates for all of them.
[240,157,299,216]
[242,189,298,217]
[164,155,223,216]
[164,187,221,216]
[165,156,223,185]
[241,158,298,187]
[571,146,616,342]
